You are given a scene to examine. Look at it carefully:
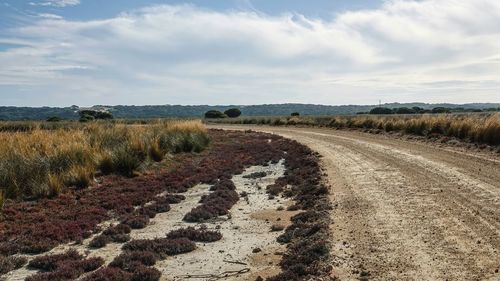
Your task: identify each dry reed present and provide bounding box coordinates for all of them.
[0,120,209,201]
[210,113,500,146]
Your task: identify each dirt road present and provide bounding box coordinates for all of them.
[211,125,500,281]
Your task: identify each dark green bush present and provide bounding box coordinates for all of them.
[79,114,95,123]
[224,108,242,118]
[204,110,227,119]
[369,107,394,114]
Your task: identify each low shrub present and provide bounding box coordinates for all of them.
[122,238,196,258]
[0,255,27,274]
[267,184,284,196]
[80,257,105,272]
[183,180,239,222]
[110,251,158,268]
[17,239,58,255]
[129,264,161,281]
[108,251,161,281]
[83,267,133,281]
[27,250,104,281]
[166,226,222,242]
[134,207,157,219]
[89,235,109,249]
[156,194,185,204]
[266,271,300,281]
[103,224,131,236]
[143,202,171,215]
[111,234,131,243]
[270,224,285,232]
[121,215,150,229]
[28,249,82,271]
[242,171,267,179]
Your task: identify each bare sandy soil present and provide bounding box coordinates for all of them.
[212,125,500,281]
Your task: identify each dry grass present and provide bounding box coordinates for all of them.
[211,113,500,146]
[0,120,209,201]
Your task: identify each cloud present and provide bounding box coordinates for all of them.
[37,13,63,19]
[1,0,500,106]
[29,0,80,7]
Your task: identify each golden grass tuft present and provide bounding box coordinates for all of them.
[0,120,209,201]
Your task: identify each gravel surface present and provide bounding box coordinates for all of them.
[212,125,500,281]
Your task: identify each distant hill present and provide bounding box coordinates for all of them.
[0,103,499,120]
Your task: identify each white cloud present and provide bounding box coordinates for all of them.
[37,13,63,19]
[2,0,500,106]
[29,0,80,8]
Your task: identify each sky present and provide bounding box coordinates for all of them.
[0,0,499,107]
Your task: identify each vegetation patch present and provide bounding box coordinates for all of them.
[166,226,222,242]
[122,238,196,258]
[183,179,239,222]
[83,266,133,281]
[0,255,27,274]
[110,251,159,268]
[0,129,332,280]
[242,171,268,179]
[210,113,500,146]
[26,249,104,281]
[0,120,209,201]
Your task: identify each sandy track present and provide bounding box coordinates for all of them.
[211,125,500,281]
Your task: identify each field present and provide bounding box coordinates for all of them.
[0,123,331,281]
[208,113,500,146]
[1,116,499,281]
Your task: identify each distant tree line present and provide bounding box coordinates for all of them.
[360,106,500,115]
[0,103,499,120]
